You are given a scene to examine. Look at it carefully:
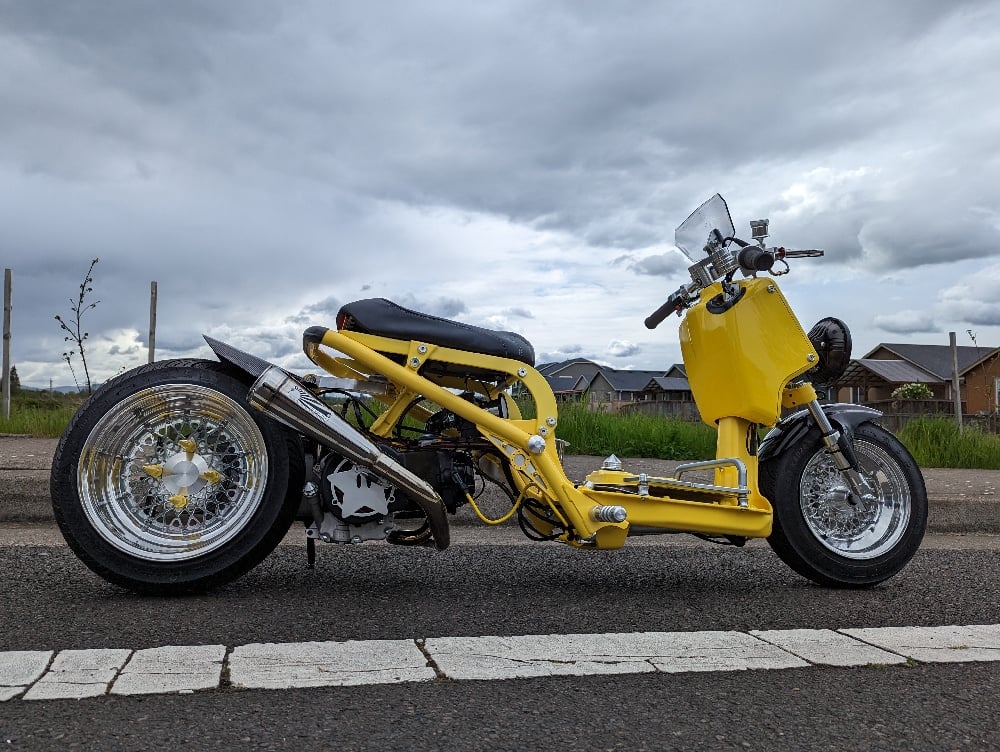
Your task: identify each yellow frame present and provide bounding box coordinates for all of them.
[304,318,781,549]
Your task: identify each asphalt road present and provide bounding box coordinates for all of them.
[1,532,998,751]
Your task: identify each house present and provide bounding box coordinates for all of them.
[530,359,697,417]
[831,342,1000,415]
[535,358,602,403]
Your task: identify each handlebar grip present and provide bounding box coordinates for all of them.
[738,246,774,272]
[645,292,685,329]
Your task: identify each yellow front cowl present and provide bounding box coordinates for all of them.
[680,278,817,427]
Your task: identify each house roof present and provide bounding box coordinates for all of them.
[544,375,580,393]
[535,359,690,395]
[837,359,940,387]
[536,358,602,378]
[864,343,986,379]
[594,369,669,392]
[647,376,692,392]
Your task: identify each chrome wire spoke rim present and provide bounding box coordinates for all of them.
[78,384,268,562]
[799,440,911,560]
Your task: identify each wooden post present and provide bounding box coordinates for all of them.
[950,331,962,434]
[2,269,11,420]
[148,281,157,364]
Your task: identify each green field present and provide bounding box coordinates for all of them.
[4,391,998,470]
[0,392,83,438]
[897,417,1000,470]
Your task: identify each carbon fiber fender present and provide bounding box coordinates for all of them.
[758,403,883,465]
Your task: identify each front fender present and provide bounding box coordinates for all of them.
[758,403,882,464]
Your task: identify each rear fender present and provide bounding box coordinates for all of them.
[758,403,883,465]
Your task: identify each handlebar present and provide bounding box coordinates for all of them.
[645,289,688,329]
[737,246,774,272]
[645,237,824,330]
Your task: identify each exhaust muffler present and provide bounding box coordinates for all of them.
[248,366,450,550]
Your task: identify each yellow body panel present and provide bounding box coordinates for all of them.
[680,278,817,427]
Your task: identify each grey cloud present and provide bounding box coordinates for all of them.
[539,344,586,363]
[501,307,533,319]
[5,1,982,247]
[628,252,689,277]
[3,1,1000,383]
[872,311,940,335]
[107,344,141,356]
[937,265,1000,326]
[289,295,342,325]
[607,340,642,358]
[395,294,468,319]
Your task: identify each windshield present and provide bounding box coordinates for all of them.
[674,194,736,261]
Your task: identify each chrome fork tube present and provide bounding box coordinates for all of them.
[805,400,870,502]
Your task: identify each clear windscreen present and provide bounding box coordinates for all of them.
[674,194,736,261]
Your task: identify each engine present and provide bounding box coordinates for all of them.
[304,419,478,545]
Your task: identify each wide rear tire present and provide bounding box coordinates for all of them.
[760,421,927,587]
[51,359,303,594]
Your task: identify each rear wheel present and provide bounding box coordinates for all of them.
[51,360,303,594]
[761,421,927,587]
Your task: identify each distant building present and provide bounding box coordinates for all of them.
[531,358,698,418]
[831,342,1000,417]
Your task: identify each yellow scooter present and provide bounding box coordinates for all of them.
[52,194,927,593]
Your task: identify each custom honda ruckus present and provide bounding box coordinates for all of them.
[51,194,927,594]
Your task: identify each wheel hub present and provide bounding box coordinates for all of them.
[160,451,212,495]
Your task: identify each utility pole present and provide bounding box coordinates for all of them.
[950,331,962,434]
[2,269,11,420]
[148,280,157,364]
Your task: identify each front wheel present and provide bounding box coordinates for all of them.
[760,421,927,587]
[51,359,303,594]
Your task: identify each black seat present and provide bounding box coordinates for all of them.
[338,298,535,367]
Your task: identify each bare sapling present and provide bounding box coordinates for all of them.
[55,258,100,395]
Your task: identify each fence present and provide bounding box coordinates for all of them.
[618,400,701,421]
[862,399,984,433]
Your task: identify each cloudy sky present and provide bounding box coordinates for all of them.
[2,1,999,388]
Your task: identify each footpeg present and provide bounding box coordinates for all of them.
[591,505,627,523]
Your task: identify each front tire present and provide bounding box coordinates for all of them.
[51,359,303,594]
[761,421,927,587]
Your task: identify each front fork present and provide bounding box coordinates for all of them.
[806,400,871,505]
[783,385,874,504]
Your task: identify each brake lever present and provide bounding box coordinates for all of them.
[768,247,823,276]
[778,248,824,258]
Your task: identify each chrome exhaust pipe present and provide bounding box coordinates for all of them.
[248,366,449,550]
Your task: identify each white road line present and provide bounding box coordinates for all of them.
[23,648,132,701]
[110,645,227,696]
[842,624,1000,663]
[2,624,999,701]
[0,651,52,701]
[229,640,436,689]
[424,631,806,681]
[750,628,908,667]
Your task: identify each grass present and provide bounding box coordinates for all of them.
[521,400,718,460]
[0,392,84,438]
[897,417,1000,470]
[6,389,1000,469]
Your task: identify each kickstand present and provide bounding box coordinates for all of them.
[306,537,316,569]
